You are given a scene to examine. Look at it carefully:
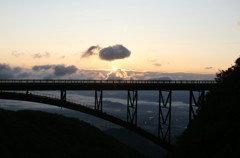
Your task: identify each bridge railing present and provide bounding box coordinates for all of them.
[0,90,92,108]
[0,79,216,84]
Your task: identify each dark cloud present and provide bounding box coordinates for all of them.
[32,52,50,58]
[81,45,101,58]
[33,64,78,77]
[32,65,54,71]
[81,44,131,61]
[0,64,28,79]
[13,67,22,73]
[11,51,24,58]
[0,63,14,79]
[17,72,31,78]
[204,66,213,70]
[0,64,12,72]
[54,65,78,76]
[99,45,131,61]
[0,63,79,79]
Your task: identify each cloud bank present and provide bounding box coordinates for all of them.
[0,63,15,78]
[0,63,215,80]
[31,64,78,79]
[54,65,78,76]
[32,65,54,71]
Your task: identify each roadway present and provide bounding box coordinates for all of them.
[0,80,217,91]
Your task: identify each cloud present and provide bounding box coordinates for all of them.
[13,67,22,73]
[153,63,162,67]
[32,65,54,71]
[0,63,14,79]
[148,76,172,80]
[32,52,50,58]
[81,45,101,58]
[204,66,213,70]
[99,45,131,61]
[148,59,163,67]
[81,44,131,61]
[11,51,24,58]
[54,65,78,76]
[0,64,27,79]
[33,64,78,77]
[0,62,216,80]
[106,69,132,80]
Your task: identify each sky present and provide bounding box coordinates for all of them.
[0,0,240,77]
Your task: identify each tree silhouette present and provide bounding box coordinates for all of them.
[215,57,240,85]
[168,57,240,158]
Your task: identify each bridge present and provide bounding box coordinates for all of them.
[0,80,217,150]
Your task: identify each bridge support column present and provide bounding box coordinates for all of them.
[95,90,103,111]
[127,90,138,125]
[158,90,172,143]
[61,90,66,101]
[189,90,205,125]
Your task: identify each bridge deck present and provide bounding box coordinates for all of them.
[0,80,216,91]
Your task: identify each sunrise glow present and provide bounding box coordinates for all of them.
[111,67,119,72]
[0,0,239,79]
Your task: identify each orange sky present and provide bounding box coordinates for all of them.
[0,0,239,74]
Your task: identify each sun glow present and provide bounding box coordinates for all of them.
[111,67,119,72]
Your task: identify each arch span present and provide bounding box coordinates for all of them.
[0,92,173,150]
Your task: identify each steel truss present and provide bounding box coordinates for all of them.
[127,90,138,125]
[189,90,205,124]
[61,90,66,101]
[158,90,172,143]
[95,90,103,111]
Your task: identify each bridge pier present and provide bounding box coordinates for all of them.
[95,90,103,111]
[127,90,138,125]
[189,90,206,125]
[158,90,172,143]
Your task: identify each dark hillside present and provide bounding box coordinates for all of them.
[0,108,145,158]
[168,58,240,158]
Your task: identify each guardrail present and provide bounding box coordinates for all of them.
[0,80,216,84]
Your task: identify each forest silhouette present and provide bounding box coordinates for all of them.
[168,57,240,158]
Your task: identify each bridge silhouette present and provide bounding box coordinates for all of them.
[0,80,217,150]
